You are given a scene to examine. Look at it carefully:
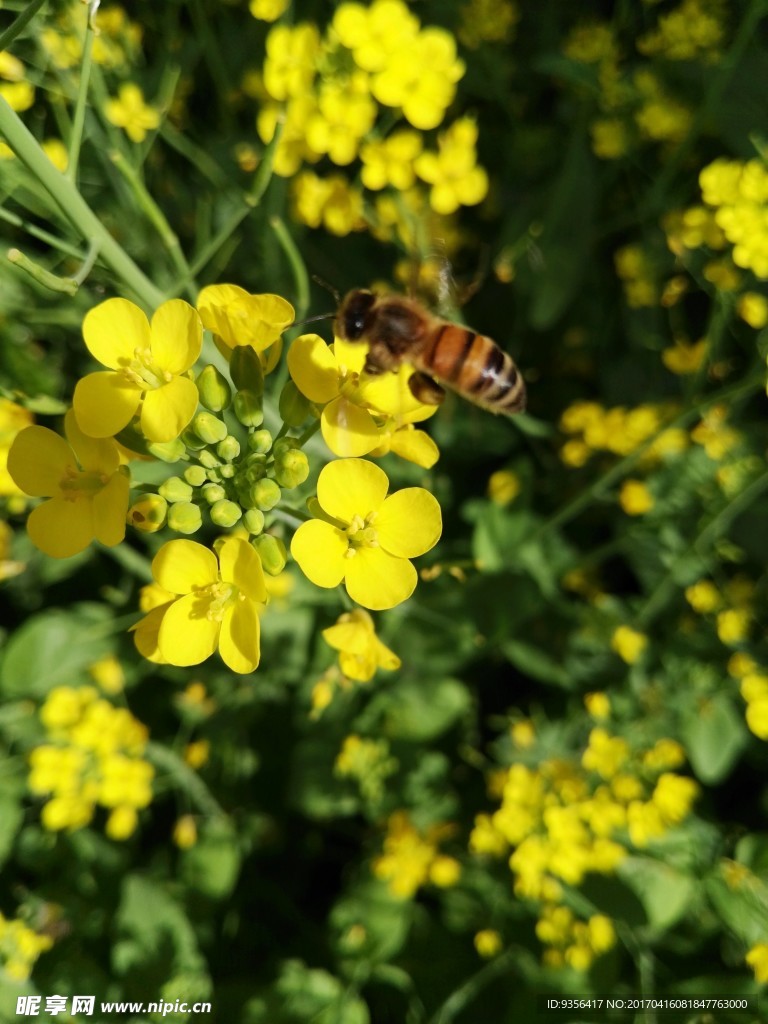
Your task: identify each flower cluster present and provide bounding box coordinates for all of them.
[0,912,53,982]
[470,731,698,968]
[558,400,686,467]
[28,685,154,840]
[287,331,439,466]
[373,811,461,899]
[561,12,707,162]
[7,284,445,676]
[249,0,487,241]
[335,734,398,804]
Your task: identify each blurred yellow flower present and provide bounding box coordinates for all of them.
[105,83,161,142]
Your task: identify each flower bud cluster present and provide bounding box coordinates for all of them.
[127,346,309,573]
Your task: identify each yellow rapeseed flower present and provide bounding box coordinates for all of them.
[104,83,161,142]
[291,459,441,610]
[197,284,293,360]
[661,339,707,374]
[619,479,654,515]
[746,942,768,984]
[7,410,130,558]
[611,625,647,664]
[474,929,503,958]
[133,537,267,673]
[322,608,401,682]
[415,118,489,215]
[73,298,202,442]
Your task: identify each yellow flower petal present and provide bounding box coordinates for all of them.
[131,605,170,663]
[82,298,151,368]
[152,539,219,594]
[374,636,401,670]
[158,594,219,666]
[287,333,340,403]
[7,425,71,496]
[345,546,417,610]
[219,600,261,673]
[317,458,389,523]
[92,471,130,547]
[139,376,198,442]
[389,427,440,468]
[64,409,120,473]
[73,371,142,438]
[332,335,368,374]
[376,487,442,557]
[291,519,348,587]
[149,299,202,374]
[321,397,381,457]
[27,497,93,558]
[217,535,267,602]
[322,619,371,654]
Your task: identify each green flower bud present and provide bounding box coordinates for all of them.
[273,436,300,458]
[248,428,273,454]
[229,346,264,395]
[184,465,207,487]
[279,380,312,426]
[275,448,310,489]
[253,534,287,576]
[196,364,232,412]
[201,482,227,504]
[243,509,265,535]
[217,435,240,462]
[197,449,221,470]
[180,428,207,452]
[250,478,281,511]
[167,501,203,535]
[219,463,236,479]
[234,390,264,427]
[148,438,187,463]
[127,493,168,532]
[191,411,228,445]
[210,499,243,528]
[159,476,194,503]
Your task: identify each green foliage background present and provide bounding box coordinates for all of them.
[2,0,768,1022]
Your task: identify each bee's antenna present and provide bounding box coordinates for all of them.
[311,274,341,304]
[289,311,336,329]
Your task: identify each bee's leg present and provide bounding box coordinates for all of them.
[409,371,445,406]
[363,355,386,376]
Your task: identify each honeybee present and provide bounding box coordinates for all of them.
[335,289,526,416]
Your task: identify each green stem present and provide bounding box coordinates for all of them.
[0,204,84,259]
[102,541,154,582]
[109,149,197,302]
[270,215,310,319]
[146,742,227,819]
[7,247,78,295]
[534,369,765,541]
[426,949,522,1024]
[66,8,95,183]
[296,419,321,447]
[0,0,47,50]
[0,96,164,309]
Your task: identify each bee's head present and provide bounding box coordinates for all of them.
[337,289,376,341]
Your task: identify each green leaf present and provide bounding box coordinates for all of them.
[332,881,413,963]
[379,677,471,742]
[0,606,113,699]
[618,856,697,934]
[501,638,570,686]
[682,694,748,784]
[705,871,768,947]
[180,820,242,900]
[113,875,207,980]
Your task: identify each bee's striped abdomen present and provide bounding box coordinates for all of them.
[421,323,526,415]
